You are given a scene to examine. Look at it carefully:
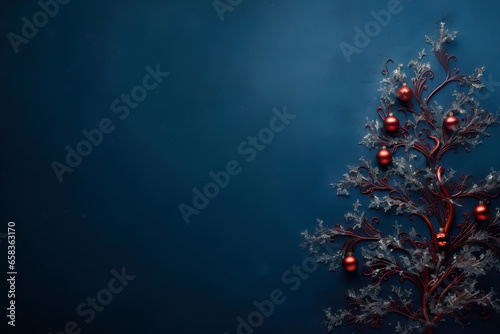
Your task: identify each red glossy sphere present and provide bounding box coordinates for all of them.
[384,115,400,132]
[444,116,459,131]
[397,85,413,102]
[474,204,490,221]
[376,149,392,165]
[435,232,449,247]
[342,255,359,272]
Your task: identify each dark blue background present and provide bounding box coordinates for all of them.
[2,0,500,333]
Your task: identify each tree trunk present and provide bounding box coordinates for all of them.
[424,325,434,334]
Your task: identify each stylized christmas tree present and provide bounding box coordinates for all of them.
[302,23,500,334]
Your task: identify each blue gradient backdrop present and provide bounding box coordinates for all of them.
[2,0,500,333]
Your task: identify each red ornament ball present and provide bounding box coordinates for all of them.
[397,83,413,102]
[435,230,449,248]
[342,255,358,272]
[376,148,392,165]
[474,203,490,221]
[384,115,400,132]
[444,116,459,131]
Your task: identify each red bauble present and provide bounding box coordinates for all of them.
[397,83,413,102]
[444,116,459,131]
[342,255,358,272]
[435,230,449,247]
[384,115,400,132]
[376,148,392,165]
[474,203,490,221]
